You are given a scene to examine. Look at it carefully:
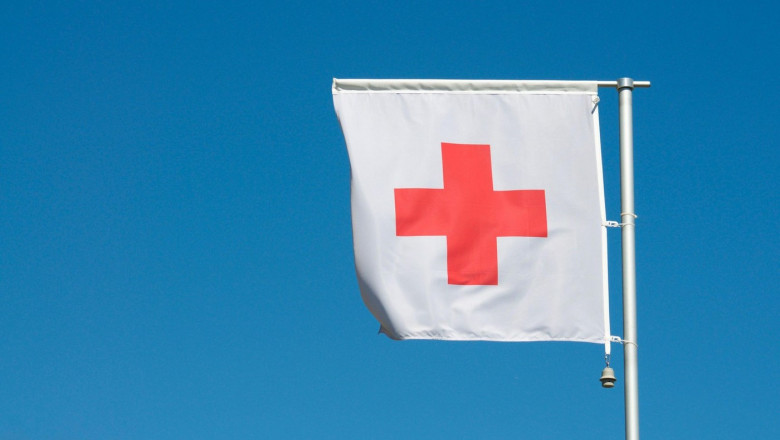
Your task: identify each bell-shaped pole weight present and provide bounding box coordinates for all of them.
[600,366,617,388]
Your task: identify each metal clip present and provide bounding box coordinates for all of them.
[603,221,621,228]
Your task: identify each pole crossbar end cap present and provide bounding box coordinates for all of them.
[617,78,634,90]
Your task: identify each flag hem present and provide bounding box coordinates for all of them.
[592,93,613,355]
[333,78,598,94]
[381,326,609,344]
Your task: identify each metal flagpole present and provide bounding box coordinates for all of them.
[618,77,640,440]
[598,77,649,440]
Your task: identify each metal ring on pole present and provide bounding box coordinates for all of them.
[617,78,634,90]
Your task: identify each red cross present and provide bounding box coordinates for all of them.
[394,142,547,285]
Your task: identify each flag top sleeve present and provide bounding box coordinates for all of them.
[333,79,610,345]
[333,78,598,94]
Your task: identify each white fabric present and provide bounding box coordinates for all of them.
[333,79,610,344]
[333,78,597,94]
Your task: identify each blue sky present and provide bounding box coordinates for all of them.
[1,1,777,439]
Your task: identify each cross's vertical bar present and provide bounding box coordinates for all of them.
[618,77,640,440]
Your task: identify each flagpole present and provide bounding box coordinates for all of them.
[597,77,649,440]
[617,77,640,440]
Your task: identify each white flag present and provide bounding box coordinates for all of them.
[333,79,610,344]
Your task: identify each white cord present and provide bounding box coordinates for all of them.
[610,336,638,349]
